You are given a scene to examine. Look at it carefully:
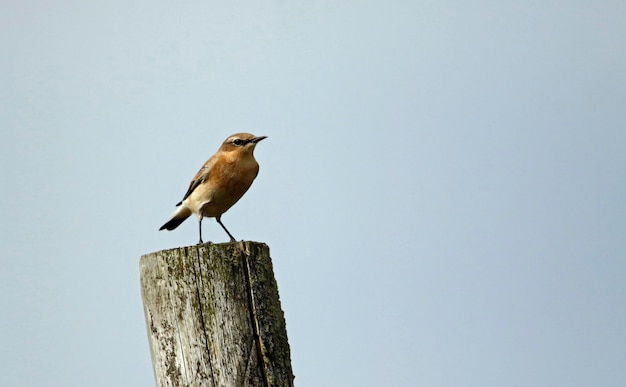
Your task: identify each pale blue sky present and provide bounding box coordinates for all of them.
[1,1,625,386]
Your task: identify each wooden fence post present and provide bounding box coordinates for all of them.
[140,241,294,387]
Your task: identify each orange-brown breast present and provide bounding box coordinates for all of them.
[199,151,259,217]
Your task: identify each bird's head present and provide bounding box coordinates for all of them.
[219,133,267,154]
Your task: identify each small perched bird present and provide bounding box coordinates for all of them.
[159,133,267,244]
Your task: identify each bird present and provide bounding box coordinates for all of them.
[159,133,267,244]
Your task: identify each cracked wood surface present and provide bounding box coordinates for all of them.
[140,242,294,387]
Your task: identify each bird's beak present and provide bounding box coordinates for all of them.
[252,136,267,143]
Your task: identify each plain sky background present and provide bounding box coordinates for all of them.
[1,1,625,386]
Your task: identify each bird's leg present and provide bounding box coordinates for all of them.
[216,215,237,242]
[198,217,204,245]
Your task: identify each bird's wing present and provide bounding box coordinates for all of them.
[175,158,213,206]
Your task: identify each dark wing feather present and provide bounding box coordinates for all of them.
[175,166,209,206]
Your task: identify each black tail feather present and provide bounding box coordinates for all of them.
[159,216,188,231]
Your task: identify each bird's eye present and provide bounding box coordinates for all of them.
[233,139,244,146]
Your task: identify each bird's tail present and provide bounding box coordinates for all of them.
[159,205,192,231]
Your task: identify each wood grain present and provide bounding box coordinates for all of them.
[140,242,294,387]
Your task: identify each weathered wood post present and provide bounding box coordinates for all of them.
[140,241,294,387]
